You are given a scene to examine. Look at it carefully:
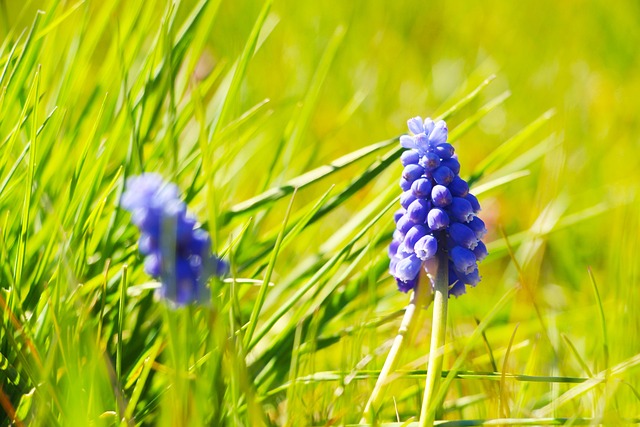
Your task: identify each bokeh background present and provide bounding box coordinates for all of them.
[1,0,639,424]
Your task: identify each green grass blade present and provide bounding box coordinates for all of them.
[425,287,518,420]
[471,109,556,183]
[263,25,345,187]
[116,264,128,422]
[533,353,640,417]
[13,68,39,301]
[587,267,609,371]
[243,190,296,348]
[561,333,594,378]
[247,197,397,352]
[226,137,396,220]
[209,0,272,138]
[124,339,162,420]
[3,11,43,92]
[0,29,25,88]
[470,170,530,195]
[245,184,336,274]
[438,75,496,122]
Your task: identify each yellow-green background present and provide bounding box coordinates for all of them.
[1,0,638,424]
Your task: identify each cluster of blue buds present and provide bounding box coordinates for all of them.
[388,117,487,297]
[121,173,228,305]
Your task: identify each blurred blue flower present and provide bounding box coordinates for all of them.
[122,173,228,305]
[388,117,488,297]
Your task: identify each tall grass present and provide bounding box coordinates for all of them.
[0,1,639,425]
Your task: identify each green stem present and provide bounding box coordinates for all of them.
[420,250,449,427]
[360,279,432,423]
[116,264,128,423]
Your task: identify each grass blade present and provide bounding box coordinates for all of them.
[243,190,297,348]
[587,267,608,371]
[226,137,396,220]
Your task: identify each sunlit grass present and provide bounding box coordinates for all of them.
[0,1,639,425]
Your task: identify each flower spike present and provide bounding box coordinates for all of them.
[122,173,228,305]
[388,118,487,297]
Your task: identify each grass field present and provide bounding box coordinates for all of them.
[1,1,639,426]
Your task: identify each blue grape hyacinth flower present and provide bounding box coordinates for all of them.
[121,173,228,305]
[389,117,487,297]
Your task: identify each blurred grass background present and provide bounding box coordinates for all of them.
[0,0,639,425]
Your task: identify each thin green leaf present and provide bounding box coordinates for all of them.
[243,189,297,348]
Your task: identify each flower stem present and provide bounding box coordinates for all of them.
[419,250,449,427]
[361,279,432,423]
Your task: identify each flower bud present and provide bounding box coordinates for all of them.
[449,222,478,250]
[399,177,412,191]
[401,149,420,166]
[432,165,454,185]
[407,116,425,134]
[395,254,422,282]
[415,234,438,260]
[434,143,455,159]
[465,193,481,213]
[440,157,460,175]
[395,214,414,235]
[406,199,429,223]
[448,176,469,197]
[472,240,488,262]
[400,190,417,209]
[427,208,449,231]
[449,197,475,223]
[402,225,428,253]
[467,217,487,239]
[431,185,452,207]
[411,178,432,199]
[402,164,425,182]
[393,209,405,223]
[428,120,448,146]
[419,152,441,170]
[400,135,417,150]
[396,276,418,293]
[450,246,477,275]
